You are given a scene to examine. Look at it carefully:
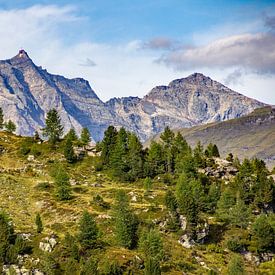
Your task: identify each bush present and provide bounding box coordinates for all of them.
[227,238,243,253]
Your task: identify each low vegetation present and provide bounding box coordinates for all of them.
[0,108,274,274]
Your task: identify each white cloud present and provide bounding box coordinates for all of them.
[0,5,274,104]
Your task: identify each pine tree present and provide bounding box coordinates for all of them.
[43,109,63,145]
[33,131,41,142]
[64,128,78,142]
[226,254,245,275]
[127,133,144,180]
[160,126,175,173]
[176,175,204,230]
[100,125,118,165]
[5,120,16,133]
[193,141,206,168]
[165,190,178,214]
[139,229,163,275]
[146,141,165,177]
[114,190,139,249]
[228,198,250,228]
[78,211,99,249]
[35,213,43,233]
[80,128,91,146]
[0,107,4,130]
[52,166,72,201]
[64,138,76,163]
[252,215,274,252]
[110,128,129,179]
[216,188,236,222]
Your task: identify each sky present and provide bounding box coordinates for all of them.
[0,0,275,103]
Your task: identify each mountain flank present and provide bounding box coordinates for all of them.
[0,50,267,141]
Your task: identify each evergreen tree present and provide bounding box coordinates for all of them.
[127,133,144,180]
[176,175,205,230]
[80,127,90,146]
[100,125,118,165]
[229,198,250,229]
[139,229,163,275]
[165,190,178,214]
[226,254,245,275]
[64,128,78,142]
[252,215,274,252]
[175,153,197,178]
[216,188,236,222]
[64,138,76,163]
[110,128,129,179]
[193,141,206,168]
[205,184,221,213]
[52,166,72,201]
[160,126,175,173]
[5,120,16,133]
[42,109,63,145]
[205,143,220,158]
[226,153,234,162]
[146,141,165,177]
[144,177,153,192]
[0,107,4,130]
[35,213,43,233]
[114,190,139,249]
[78,210,99,249]
[0,212,15,263]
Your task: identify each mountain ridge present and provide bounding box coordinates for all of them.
[0,50,267,141]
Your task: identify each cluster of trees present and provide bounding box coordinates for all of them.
[98,125,221,181]
[0,107,16,133]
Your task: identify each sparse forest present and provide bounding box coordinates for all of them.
[0,109,274,274]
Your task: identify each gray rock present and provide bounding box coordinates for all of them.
[39,236,58,253]
[178,234,195,249]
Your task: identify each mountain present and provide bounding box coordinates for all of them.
[106,73,266,140]
[0,50,116,141]
[147,106,275,168]
[0,50,266,141]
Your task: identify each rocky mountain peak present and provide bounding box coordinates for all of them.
[0,51,267,142]
[9,49,32,66]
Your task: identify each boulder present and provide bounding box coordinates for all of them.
[39,236,58,253]
[178,234,195,249]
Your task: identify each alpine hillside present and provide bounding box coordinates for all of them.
[0,50,266,141]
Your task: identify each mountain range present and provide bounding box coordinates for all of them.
[0,50,266,141]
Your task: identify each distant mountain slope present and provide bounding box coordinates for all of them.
[147,106,275,168]
[0,50,266,141]
[107,73,266,140]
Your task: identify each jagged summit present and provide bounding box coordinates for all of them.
[0,51,267,141]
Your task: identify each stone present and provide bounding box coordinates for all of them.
[39,236,58,253]
[27,155,35,162]
[179,215,187,231]
[178,234,195,249]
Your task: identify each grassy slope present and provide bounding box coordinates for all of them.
[0,131,271,274]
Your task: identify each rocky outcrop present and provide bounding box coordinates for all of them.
[0,51,266,141]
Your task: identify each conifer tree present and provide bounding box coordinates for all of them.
[114,190,139,249]
[160,126,175,173]
[229,198,250,228]
[64,128,78,142]
[216,188,236,222]
[252,215,274,252]
[127,133,144,180]
[43,109,63,145]
[5,120,16,133]
[64,138,76,163]
[110,128,129,179]
[226,254,245,275]
[176,175,204,230]
[100,125,118,165]
[139,229,163,275]
[146,141,165,177]
[193,141,206,168]
[52,166,72,201]
[0,107,4,130]
[78,210,99,249]
[35,213,43,233]
[80,127,90,146]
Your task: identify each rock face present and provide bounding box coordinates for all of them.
[0,51,266,141]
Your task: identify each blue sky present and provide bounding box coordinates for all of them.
[0,0,275,103]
